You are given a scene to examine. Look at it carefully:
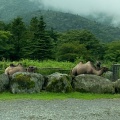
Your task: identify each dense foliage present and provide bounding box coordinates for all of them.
[0,15,119,64]
[57,30,106,61]
[104,41,120,62]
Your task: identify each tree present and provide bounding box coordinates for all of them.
[10,17,26,60]
[57,42,89,62]
[58,29,105,61]
[30,16,53,60]
[104,41,120,62]
[0,21,6,30]
[29,17,39,39]
[21,17,39,59]
[0,30,13,60]
[47,28,59,59]
[48,27,58,43]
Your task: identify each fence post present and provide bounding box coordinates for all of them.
[112,64,120,81]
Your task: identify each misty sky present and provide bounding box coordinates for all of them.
[39,0,119,14]
[30,0,120,25]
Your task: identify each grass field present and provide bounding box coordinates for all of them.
[0,92,120,101]
[2,59,75,69]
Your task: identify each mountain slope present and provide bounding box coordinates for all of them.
[22,10,120,42]
[0,0,39,21]
[0,0,120,42]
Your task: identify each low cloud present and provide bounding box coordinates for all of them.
[30,0,120,25]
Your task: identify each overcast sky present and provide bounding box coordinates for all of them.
[30,0,120,25]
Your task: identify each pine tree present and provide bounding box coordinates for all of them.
[29,17,39,36]
[10,17,26,60]
[22,17,39,59]
[0,30,13,60]
[31,16,53,60]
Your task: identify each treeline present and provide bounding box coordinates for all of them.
[0,16,120,63]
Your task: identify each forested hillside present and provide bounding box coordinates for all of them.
[0,0,120,42]
[0,0,39,21]
[22,10,120,42]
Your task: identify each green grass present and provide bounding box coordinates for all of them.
[0,59,114,70]
[0,59,75,75]
[0,92,120,101]
[0,59,75,69]
[19,59,75,69]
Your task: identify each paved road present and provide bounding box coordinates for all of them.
[0,98,120,120]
